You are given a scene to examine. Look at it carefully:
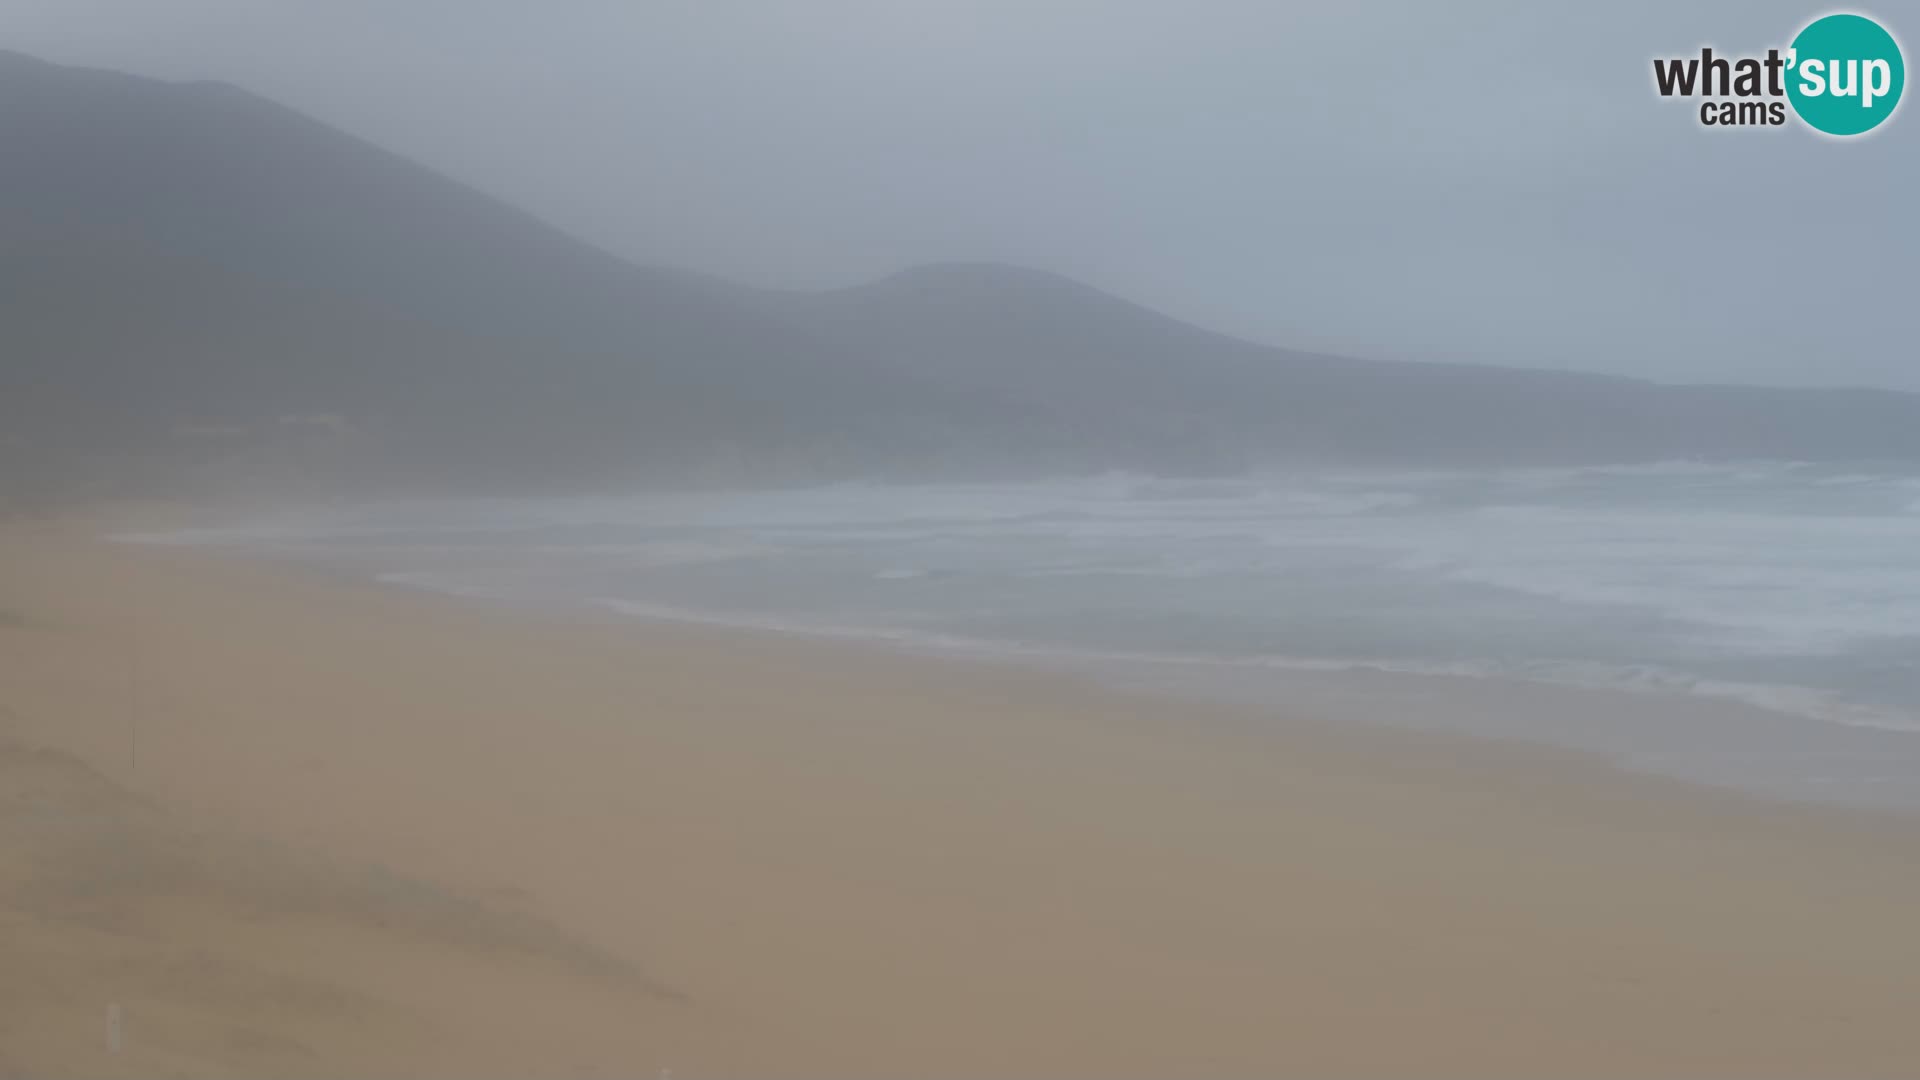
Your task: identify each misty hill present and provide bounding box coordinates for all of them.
[5,49,1920,496]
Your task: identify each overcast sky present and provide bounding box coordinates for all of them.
[4,0,1914,389]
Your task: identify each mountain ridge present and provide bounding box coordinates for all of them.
[4,50,1919,498]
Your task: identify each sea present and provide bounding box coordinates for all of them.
[125,461,1920,812]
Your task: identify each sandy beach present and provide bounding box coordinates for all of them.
[4,514,1920,1078]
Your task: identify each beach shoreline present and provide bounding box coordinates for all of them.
[114,479,1920,816]
[5,512,1920,1076]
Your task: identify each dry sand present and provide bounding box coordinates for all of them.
[3,514,1920,1077]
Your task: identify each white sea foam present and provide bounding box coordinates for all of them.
[571,596,1920,734]
[118,462,1920,747]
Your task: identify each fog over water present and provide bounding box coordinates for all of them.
[9,5,1920,1073]
[17,2,1920,809]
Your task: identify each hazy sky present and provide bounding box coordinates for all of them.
[4,0,1915,389]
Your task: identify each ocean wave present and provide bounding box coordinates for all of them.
[571,598,1920,735]
[117,466,1920,743]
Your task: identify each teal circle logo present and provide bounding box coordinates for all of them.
[1786,13,1904,135]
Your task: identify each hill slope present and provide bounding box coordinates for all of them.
[4,50,1919,496]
